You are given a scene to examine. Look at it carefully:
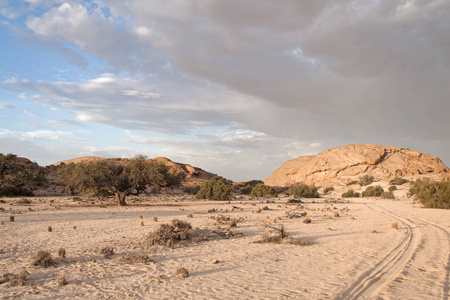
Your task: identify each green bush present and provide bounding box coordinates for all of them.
[323,187,334,194]
[0,185,33,196]
[250,184,277,198]
[362,185,384,197]
[239,180,263,195]
[359,175,374,186]
[287,183,319,198]
[389,177,409,185]
[346,181,358,186]
[342,189,360,198]
[409,179,450,209]
[388,186,397,192]
[381,191,395,199]
[195,177,231,200]
[181,185,201,195]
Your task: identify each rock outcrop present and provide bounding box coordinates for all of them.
[264,144,450,186]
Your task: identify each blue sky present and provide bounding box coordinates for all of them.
[1,1,450,181]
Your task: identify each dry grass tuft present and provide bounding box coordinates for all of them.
[120,253,154,264]
[391,222,399,230]
[32,251,56,268]
[303,216,312,224]
[100,247,115,258]
[152,216,158,222]
[0,221,4,225]
[175,267,189,277]
[57,273,67,286]
[9,216,14,222]
[58,247,66,258]
[254,225,308,246]
[47,226,52,232]
[140,220,144,226]
[187,213,193,218]
[0,270,29,287]
[334,211,340,218]
[139,215,144,219]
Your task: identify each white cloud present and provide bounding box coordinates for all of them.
[23,110,41,117]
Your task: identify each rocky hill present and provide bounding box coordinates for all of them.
[264,144,450,187]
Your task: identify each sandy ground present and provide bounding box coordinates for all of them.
[0,192,449,299]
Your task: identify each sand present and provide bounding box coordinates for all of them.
[0,193,449,299]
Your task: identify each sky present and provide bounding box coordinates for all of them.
[0,0,449,182]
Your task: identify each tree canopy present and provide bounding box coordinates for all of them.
[57,155,184,205]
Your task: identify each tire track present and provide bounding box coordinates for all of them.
[336,202,450,299]
[335,203,419,299]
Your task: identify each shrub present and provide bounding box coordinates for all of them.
[147,219,192,247]
[175,267,189,277]
[0,271,29,286]
[323,187,334,194]
[382,191,395,199]
[362,185,384,197]
[342,189,360,198]
[359,175,374,186]
[57,273,67,286]
[181,185,201,195]
[389,177,409,185]
[346,180,358,186]
[287,183,319,198]
[391,222,399,229]
[0,186,33,196]
[195,177,231,200]
[120,253,154,264]
[409,179,450,209]
[388,186,397,192]
[32,251,56,268]
[239,180,264,195]
[58,247,66,258]
[100,247,115,258]
[250,184,277,198]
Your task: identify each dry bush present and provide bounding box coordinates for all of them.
[187,213,193,218]
[120,253,154,264]
[10,216,14,222]
[391,222,399,230]
[140,220,144,226]
[73,226,77,229]
[303,216,312,224]
[215,214,230,224]
[334,211,340,218]
[147,219,192,247]
[152,216,158,222]
[47,226,52,232]
[58,247,66,258]
[0,221,4,225]
[254,225,308,246]
[32,251,56,268]
[139,215,143,219]
[0,270,29,286]
[175,267,189,277]
[16,198,32,205]
[100,247,115,258]
[57,273,67,286]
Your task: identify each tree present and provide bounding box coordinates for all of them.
[57,155,184,205]
[250,184,277,198]
[287,183,319,198]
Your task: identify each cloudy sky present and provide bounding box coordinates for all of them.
[1,0,449,181]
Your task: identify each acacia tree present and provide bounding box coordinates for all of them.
[58,155,184,205]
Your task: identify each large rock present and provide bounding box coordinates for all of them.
[264,144,450,186]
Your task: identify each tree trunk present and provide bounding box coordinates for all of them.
[116,192,127,206]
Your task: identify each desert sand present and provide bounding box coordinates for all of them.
[1,189,449,299]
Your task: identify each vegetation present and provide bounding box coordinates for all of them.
[147,219,192,248]
[0,153,47,196]
[381,191,395,199]
[195,176,231,200]
[239,180,264,195]
[181,185,201,195]
[409,179,450,209]
[362,185,384,197]
[250,184,277,198]
[389,177,409,185]
[287,183,319,198]
[359,175,374,186]
[57,155,184,205]
[388,186,397,192]
[32,251,56,268]
[342,189,360,198]
[323,187,334,194]
[346,180,358,186]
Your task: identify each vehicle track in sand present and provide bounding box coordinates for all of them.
[335,201,450,300]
